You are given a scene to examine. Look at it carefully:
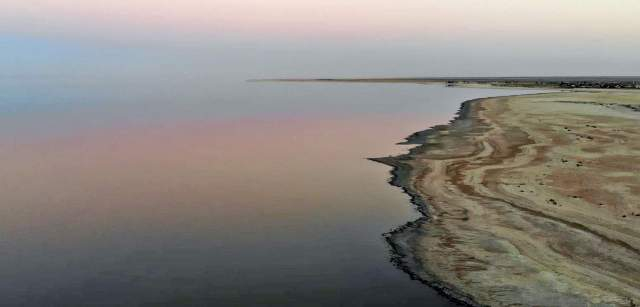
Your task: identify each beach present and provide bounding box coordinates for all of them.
[373,90,640,306]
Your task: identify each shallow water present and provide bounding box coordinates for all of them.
[0,78,534,306]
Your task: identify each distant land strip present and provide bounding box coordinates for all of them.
[251,76,640,89]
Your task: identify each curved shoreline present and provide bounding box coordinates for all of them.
[372,91,640,306]
[371,97,491,307]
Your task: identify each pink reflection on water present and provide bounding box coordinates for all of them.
[0,113,446,243]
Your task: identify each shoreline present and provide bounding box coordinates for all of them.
[371,96,494,307]
[371,90,640,306]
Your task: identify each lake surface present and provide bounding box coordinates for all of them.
[0,78,534,306]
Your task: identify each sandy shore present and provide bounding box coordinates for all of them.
[373,91,640,306]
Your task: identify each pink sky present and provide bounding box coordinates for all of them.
[4,0,640,41]
[4,0,639,76]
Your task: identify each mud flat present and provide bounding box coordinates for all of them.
[373,91,640,306]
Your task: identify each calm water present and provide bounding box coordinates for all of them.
[0,78,533,306]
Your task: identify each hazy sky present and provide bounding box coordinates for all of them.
[2,0,640,77]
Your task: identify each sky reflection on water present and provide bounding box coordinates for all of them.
[0,81,536,305]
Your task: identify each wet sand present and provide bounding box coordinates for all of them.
[373,91,640,306]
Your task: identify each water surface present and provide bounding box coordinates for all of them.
[0,78,534,305]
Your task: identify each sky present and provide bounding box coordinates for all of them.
[1,0,640,78]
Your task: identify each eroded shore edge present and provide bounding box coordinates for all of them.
[370,97,488,306]
[371,87,640,306]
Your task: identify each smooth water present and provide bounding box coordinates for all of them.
[0,78,533,306]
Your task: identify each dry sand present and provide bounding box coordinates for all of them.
[374,91,640,306]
